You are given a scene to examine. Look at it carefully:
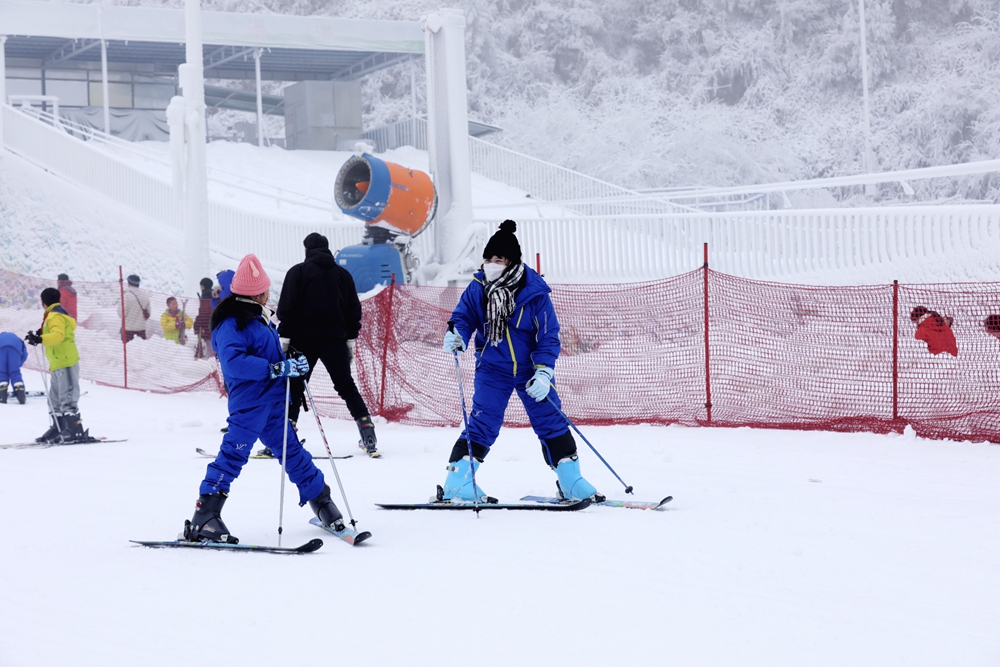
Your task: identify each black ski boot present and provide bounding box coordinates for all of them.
[182,492,238,543]
[59,412,90,443]
[36,413,65,443]
[0,382,7,404]
[356,415,379,456]
[13,383,26,405]
[255,447,274,457]
[308,484,345,531]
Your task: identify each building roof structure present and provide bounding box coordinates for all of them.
[0,0,424,82]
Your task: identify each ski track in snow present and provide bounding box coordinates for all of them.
[2,375,999,666]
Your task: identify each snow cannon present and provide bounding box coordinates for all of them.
[333,153,437,292]
[335,153,436,236]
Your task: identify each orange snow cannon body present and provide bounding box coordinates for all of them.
[334,153,436,237]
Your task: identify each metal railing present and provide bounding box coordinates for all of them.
[364,118,685,217]
[492,205,1000,281]
[1,104,363,272]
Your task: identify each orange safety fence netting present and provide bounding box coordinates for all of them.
[4,267,1000,443]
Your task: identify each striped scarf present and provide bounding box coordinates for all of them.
[484,261,524,346]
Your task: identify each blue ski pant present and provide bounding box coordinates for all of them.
[200,400,325,505]
[0,347,24,385]
[461,363,570,454]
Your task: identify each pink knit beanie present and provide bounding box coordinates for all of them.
[230,253,271,296]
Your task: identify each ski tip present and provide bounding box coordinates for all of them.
[298,538,324,553]
[353,531,373,546]
[656,496,674,509]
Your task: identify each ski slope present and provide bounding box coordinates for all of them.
[2,373,999,666]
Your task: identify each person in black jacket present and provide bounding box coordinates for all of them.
[277,233,379,457]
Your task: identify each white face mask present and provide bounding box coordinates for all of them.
[483,263,505,283]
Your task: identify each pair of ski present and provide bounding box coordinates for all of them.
[18,390,88,399]
[132,518,372,554]
[0,435,127,450]
[376,495,673,512]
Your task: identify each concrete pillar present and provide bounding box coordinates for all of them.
[182,0,210,296]
[254,48,263,147]
[424,9,472,267]
[1,36,7,148]
[101,39,110,134]
[410,55,417,147]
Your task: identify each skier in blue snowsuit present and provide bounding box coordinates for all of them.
[439,219,603,503]
[0,331,29,404]
[182,253,344,544]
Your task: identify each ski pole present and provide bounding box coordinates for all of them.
[302,379,359,529]
[546,394,634,495]
[32,344,61,442]
[448,321,481,515]
[276,373,291,546]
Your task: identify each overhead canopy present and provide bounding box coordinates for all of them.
[0,0,424,81]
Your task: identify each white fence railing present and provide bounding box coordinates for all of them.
[2,104,364,273]
[488,205,1000,281]
[3,103,182,232]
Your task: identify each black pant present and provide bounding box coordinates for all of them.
[289,339,368,423]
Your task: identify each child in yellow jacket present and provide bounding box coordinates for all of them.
[161,297,193,345]
[25,287,87,443]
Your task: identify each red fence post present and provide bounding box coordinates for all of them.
[378,273,396,416]
[892,279,899,421]
[536,252,541,275]
[703,243,712,423]
[118,265,128,389]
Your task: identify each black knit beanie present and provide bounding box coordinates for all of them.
[304,232,329,250]
[483,220,521,265]
[41,287,61,306]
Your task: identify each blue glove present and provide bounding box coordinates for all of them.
[525,366,554,402]
[292,355,310,375]
[269,356,309,379]
[444,329,466,353]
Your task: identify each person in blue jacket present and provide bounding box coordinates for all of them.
[439,220,603,503]
[183,253,344,543]
[211,268,234,309]
[0,331,29,404]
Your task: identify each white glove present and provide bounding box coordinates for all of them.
[526,367,554,402]
[444,329,466,353]
[280,337,290,354]
[347,339,356,364]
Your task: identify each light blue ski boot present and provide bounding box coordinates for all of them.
[438,457,493,503]
[554,456,603,501]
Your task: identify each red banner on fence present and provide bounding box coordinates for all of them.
[3,267,1000,443]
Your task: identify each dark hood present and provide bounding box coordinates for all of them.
[305,247,337,267]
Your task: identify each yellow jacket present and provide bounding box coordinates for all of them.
[41,303,79,370]
[160,310,193,344]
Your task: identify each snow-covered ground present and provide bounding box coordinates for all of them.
[2,372,999,666]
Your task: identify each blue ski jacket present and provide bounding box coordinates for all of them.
[0,331,28,365]
[212,310,286,411]
[450,266,561,378]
